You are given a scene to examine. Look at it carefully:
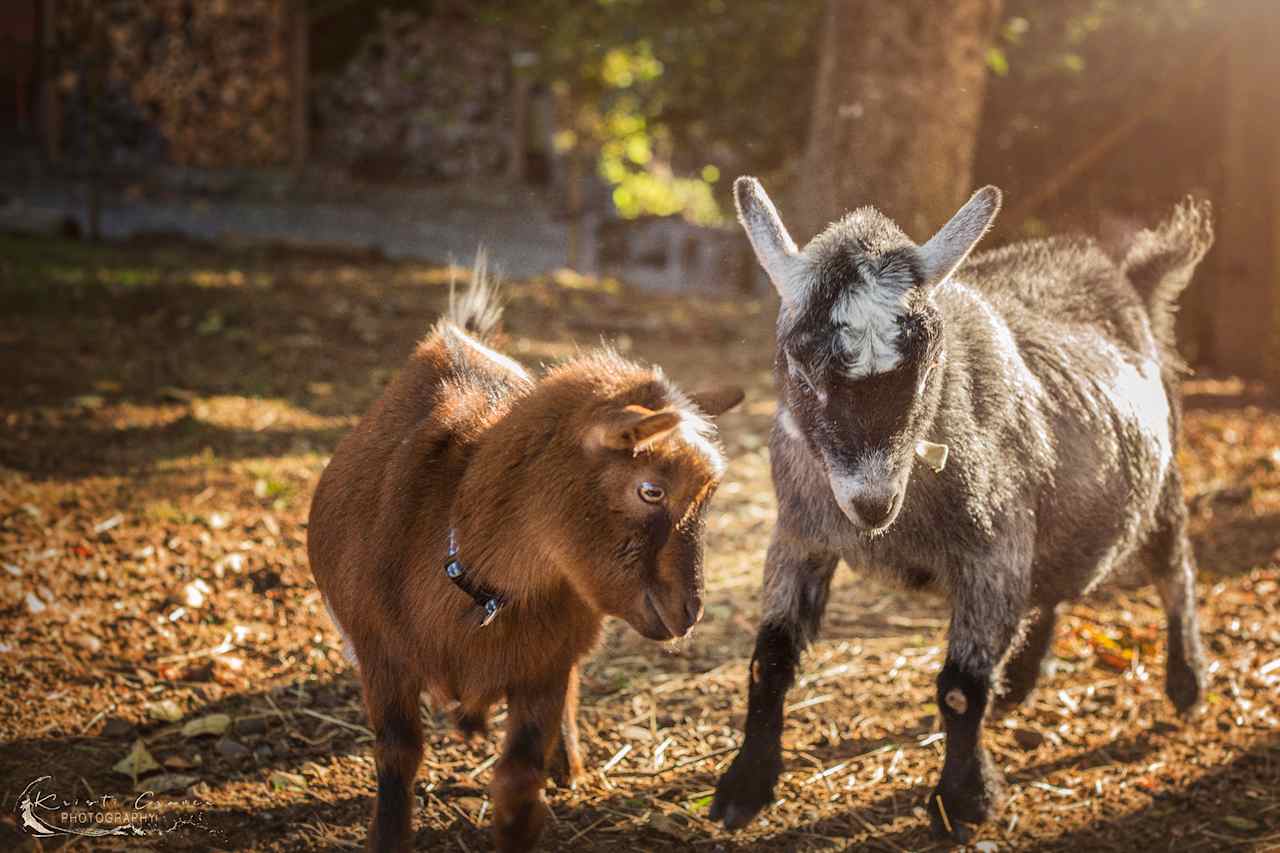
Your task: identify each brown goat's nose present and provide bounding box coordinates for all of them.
[851,492,897,527]
[685,597,704,629]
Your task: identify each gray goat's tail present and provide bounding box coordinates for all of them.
[1121,198,1214,358]
[447,248,504,339]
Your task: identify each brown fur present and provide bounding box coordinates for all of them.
[308,295,741,852]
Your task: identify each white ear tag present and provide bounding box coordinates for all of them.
[915,440,949,473]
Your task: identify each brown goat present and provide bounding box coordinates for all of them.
[307,262,743,852]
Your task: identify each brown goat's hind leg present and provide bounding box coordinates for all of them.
[453,706,489,740]
[364,669,424,853]
[549,665,585,787]
[492,672,569,853]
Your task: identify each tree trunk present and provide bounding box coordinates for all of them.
[39,0,60,163]
[798,0,1003,239]
[1212,0,1280,378]
[289,0,309,173]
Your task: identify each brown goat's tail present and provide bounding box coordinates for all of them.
[1121,197,1214,362]
[447,248,504,339]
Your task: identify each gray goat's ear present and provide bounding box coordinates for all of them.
[734,176,807,304]
[918,186,1002,288]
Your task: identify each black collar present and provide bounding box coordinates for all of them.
[445,529,505,627]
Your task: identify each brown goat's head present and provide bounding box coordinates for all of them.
[531,364,742,641]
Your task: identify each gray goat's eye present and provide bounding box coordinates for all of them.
[791,365,815,394]
[638,482,666,504]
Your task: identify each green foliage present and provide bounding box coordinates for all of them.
[986,46,1010,77]
[481,0,822,223]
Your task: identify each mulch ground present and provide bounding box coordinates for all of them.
[1,233,1277,852]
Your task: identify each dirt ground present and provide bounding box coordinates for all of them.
[1,234,1277,852]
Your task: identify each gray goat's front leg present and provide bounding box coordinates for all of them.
[929,568,1027,840]
[711,536,838,830]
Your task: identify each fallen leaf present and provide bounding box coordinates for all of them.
[147,699,184,723]
[182,713,231,738]
[687,795,713,812]
[93,514,124,534]
[269,770,307,792]
[1011,728,1044,751]
[647,811,687,838]
[114,739,159,778]
[215,737,250,758]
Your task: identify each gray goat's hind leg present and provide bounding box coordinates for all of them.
[710,538,838,830]
[1146,478,1206,713]
[929,575,1026,840]
[992,603,1058,716]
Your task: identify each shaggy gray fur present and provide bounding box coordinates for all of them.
[713,178,1213,838]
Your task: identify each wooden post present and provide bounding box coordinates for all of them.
[1212,0,1280,378]
[86,1,105,241]
[566,147,582,270]
[39,0,59,163]
[507,51,536,182]
[289,0,308,172]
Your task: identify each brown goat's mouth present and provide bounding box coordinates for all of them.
[643,590,680,640]
[634,588,704,642]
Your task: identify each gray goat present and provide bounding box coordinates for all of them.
[711,177,1212,839]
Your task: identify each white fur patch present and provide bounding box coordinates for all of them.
[323,595,359,668]
[1101,355,1173,472]
[676,410,726,477]
[829,281,911,378]
[778,406,803,439]
[827,448,890,495]
[447,325,532,384]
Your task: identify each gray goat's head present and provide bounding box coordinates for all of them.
[735,177,1001,533]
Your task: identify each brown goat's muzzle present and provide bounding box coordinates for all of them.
[626,584,703,641]
[624,558,706,637]
[625,539,705,641]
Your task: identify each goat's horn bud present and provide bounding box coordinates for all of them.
[915,440,949,473]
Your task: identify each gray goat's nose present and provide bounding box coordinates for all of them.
[851,492,897,527]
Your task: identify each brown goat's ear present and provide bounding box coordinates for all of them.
[592,406,682,452]
[687,385,745,417]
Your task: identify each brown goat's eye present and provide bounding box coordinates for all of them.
[638,482,666,504]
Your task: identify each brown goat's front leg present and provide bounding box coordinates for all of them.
[363,668,424,853]
[549,664,584,787]
[929,573,1026,841]
[491,672,569,852]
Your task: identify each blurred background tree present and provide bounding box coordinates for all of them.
[3,0,1276,374]
[799,0,1003,238]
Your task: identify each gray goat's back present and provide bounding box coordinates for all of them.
[956,235,1157,362]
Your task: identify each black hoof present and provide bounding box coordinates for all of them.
[1166,661,1205,715]
[710,749,782,831]
[928,749,1005,839]
[990,686,1034,720]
